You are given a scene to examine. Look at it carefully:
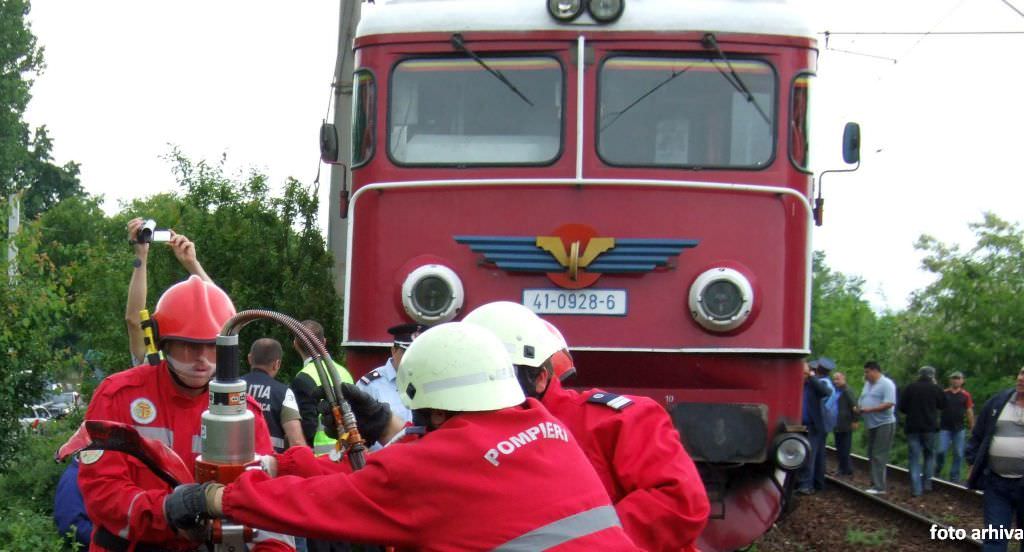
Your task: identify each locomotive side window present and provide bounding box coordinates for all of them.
[389,56,563,165]
[598,56,776,169]
[351,70,376,167]
[790,73,812,171]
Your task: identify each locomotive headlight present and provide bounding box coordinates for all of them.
[401,265,465,324]
[547,0,584,21]
[587,0,625,23]
[772,433,810,471]
[688,267,754,332]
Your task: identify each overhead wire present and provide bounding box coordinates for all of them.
[1000,0,1024,18]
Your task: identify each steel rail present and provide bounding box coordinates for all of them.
[826,446,984,506]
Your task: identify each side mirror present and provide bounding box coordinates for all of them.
[842,122,860,165]
[320,122,340,164]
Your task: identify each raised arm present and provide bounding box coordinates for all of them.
[125,218,149,365]
[168,232,211,282]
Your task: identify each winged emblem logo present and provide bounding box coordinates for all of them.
[455,223,698,289]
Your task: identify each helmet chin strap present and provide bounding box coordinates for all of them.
[516,365,551,400]
[165,356,212,391]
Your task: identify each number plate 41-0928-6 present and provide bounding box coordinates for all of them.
[522,289,627,316]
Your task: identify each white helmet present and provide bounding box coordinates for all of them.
[397,321,525,412]
[462,301,563,368]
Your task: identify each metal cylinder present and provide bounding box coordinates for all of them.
[201,379,255,464]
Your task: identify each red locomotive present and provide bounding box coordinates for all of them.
[324,1,858,549]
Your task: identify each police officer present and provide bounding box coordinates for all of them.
[355,323,428,424]
[164,322,640,550]
[464,301,710,552]
[78,276,291,551]
[242,338,306,452]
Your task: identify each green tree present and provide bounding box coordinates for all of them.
[0,0,43,196]
[810,250,893,378]
[20,126,84,220]
[899,213,1024,403]
[0,216,79,470]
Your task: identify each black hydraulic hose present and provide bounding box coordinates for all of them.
[219,309,366,469]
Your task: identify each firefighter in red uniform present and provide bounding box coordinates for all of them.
[162,322,641,551]
[464,301,711,552]
[78,276,291,551]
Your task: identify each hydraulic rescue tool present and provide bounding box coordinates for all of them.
[197,309,367,549]
[57,308,366,551]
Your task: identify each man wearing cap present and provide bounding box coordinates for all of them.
[355,323,427,424]
[899,365,948,496]
[798,358,835,494]
[936,371,975,484]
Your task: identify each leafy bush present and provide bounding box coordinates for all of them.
[0,413,82,550]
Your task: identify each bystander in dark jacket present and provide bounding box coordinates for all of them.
[799,358,834,493]
[899,366,947,496]
[901,369,948,434]
[832,371,857,476]
[966,388,1016,490]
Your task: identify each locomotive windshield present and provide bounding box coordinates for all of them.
[598,56,776,168]
[389,56,563,165]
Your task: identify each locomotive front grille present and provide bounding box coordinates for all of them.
[670,403,768,463]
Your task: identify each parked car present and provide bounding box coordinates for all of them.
[43,391,80,418]
[19,405,51,429]
[43,400,72,419]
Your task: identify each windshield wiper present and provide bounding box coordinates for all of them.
[450,33,533,106]
[600,66,691,133]
[701,33,771,127]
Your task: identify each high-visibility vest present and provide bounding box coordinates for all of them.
[298,359,353,456]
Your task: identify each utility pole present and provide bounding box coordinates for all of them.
[326,0,361,302]
[7,191,19,281]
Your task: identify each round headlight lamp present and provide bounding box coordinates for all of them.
[401,265,464,324]
[772,433,810,471]
[548,0,584,21]
[587,0,625,23]
[688,267,754,332]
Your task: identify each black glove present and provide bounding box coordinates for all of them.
[164,482,220,540]
[318,382,392,445]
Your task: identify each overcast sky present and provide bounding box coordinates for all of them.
[24,0,1024,312]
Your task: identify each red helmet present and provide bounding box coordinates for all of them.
[540,320,576,382]
[152,276,236,345]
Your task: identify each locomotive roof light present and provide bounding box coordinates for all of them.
[587,0,625,23]
[401,264,465,325]
[547,0,584,22]
[688,267,754,332]
[771,433,810,471]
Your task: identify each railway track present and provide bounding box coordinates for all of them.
[757,448,987,550]
[826,447,984,548]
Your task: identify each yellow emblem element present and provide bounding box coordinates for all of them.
[130,398,157,425]
[535,237,615,281]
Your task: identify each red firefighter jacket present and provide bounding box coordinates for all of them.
[222,399,641,551]
[542,378,710,552]
[78,362,288,551]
